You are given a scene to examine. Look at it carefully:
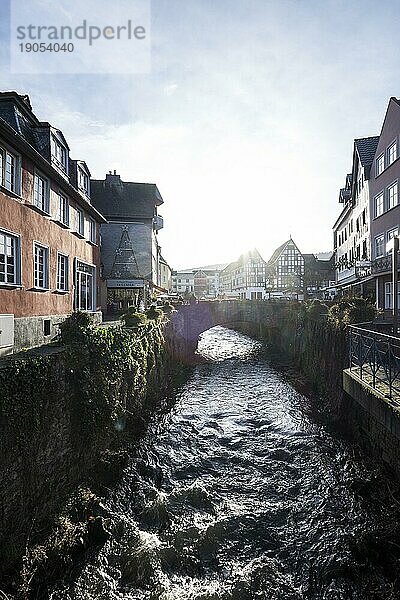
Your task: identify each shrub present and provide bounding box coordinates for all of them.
[121,310,147,329]
[327,297,377,328]
[304,299,329,321]
[145,306,163,321]
[59,311,95,346]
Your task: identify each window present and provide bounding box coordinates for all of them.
[34,172,50,213]
[385,282,400,309]
[0,147,20,194]
[58,194,69,226]
[57,253,69,291]
[89,218,96,243]
[75,260,95,311]
[387,228,399,246]
[388,141,397,166]
[75,208,84,235]
[34,243,49,289]
[375,234,385,258]
[374,192,384,218]
[78,168,89,194]
[388,182,398,210]
[376,153,385,176]
[51,136,67,171]
[0,230,20,285]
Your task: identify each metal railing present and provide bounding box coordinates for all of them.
[349,323,400,401]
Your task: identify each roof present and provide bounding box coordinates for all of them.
[267,240,289,265]
[354,136,379,167]
[0,92,106,223]
[267,238,303,265]
[91,174,163,220]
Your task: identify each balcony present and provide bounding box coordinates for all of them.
[337,265,356,283]
[371,255,392,275]
[153,214,164,231]
[339,187,352,203]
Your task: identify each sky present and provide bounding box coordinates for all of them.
[0,0,399,269]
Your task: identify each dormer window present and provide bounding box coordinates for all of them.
[78,167,89,195]
[51,136,68,171]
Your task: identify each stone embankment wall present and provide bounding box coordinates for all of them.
[234,301,400,474]
[0,313,179,596]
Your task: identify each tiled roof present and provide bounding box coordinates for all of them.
[267,240,290,265]
[354,136,379,167]
[91,177,163,220]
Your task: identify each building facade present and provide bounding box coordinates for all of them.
[171,266,222,298]
[221,250,267,300]
[266,238,305,299]
[0,92,105,354]
[158,254,172,292]
[333,137,378,294]
[91,172,165,310]
[303,252,336,300]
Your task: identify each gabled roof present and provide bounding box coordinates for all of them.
[354,136,379,167]
[267,238,303,265]
[267,240,288,264]
[237,248,266,265]
[91,175,163,220]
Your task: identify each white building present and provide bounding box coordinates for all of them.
[334,137,379,292]
[171,265,224,298]
[220,249,267,300]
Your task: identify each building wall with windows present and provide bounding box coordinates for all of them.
[171,268,222,298]
[368,97,400,311]
[333,136,379,292]
[0,92,105,353]
[220,250,267,300]
[171,271,195,295]
[91,172,166,310]
[266,238,304,298]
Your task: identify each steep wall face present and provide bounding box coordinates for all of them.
[0,318,173,589]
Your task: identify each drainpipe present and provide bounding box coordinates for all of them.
[387,236,399,334]
[393,237,399,335]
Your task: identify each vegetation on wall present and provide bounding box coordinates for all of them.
[59,311,167,453]
[0,309,172,597]
[262,297,378,420]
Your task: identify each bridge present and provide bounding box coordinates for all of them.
[167,300,278,360]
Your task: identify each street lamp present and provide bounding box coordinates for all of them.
[386,235,399,334]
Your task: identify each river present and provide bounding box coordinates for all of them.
[51,326,400,600]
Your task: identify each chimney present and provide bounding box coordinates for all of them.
[105,170,122,186]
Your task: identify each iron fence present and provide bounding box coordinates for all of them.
[349,324,400,401]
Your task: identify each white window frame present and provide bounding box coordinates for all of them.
[33,242,49,290]
[58,193,70,226]
[56,252,69,292]
[387,181,398,210]
[0,228,21,286]
[51,135,68,171]
[89,218,96,244]
[374,191,384,218]
[78,167,89,195]
[388,140,398,166]
[75,207,84,236]
[34,171,50,214]
[375,234,385,259]
[376,153,385,176]
[0,145,22,195]
[385,282,400,310]
[74,258,96,311]
[387,227,399,247]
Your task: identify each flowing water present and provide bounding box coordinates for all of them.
[51,327,400,600]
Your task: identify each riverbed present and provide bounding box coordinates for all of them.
[50,326,400,600]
